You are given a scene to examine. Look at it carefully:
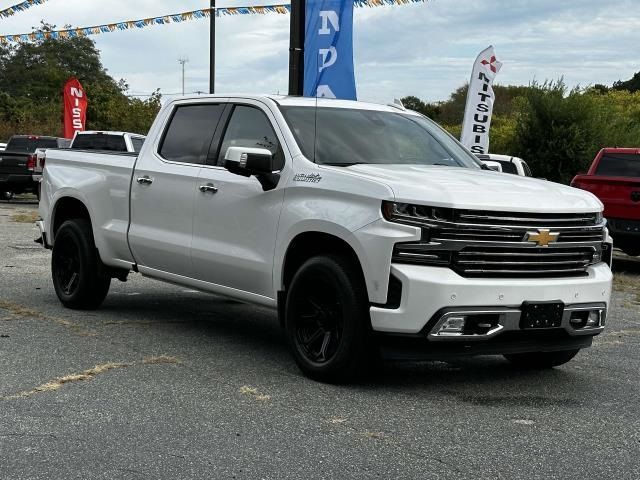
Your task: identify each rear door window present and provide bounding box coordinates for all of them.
[159,104,225,165]
[595,154,640,177]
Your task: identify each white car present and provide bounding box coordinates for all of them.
[476,153,532,176]
[37,95,612,382]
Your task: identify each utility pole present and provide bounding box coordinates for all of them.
[209,0,216,94]
[178,57,189,95]
[288,0,305,96]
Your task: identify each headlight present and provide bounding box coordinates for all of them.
[381,201,453,226]
[595,211,604,225]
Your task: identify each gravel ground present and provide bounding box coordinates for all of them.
[1,199,639,480]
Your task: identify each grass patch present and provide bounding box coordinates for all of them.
[3,362,132,399]
[613,274,640,294]
[142,355,181,365]
[239,385,271,401]
[10,210,40,223]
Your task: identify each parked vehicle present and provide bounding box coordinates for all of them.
[38,95,613,382]
[571,148,640,256]
[0,135,70,199]
[71,131,146,153]
[476,154,533,177]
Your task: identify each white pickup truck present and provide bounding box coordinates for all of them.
[38,95,613,382]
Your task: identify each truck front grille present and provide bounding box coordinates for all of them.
[391,209,606,279]
[452,246,595,278]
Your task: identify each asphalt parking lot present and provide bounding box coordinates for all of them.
[1,199,639,480]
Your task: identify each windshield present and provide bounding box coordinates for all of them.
[279,106,481,169]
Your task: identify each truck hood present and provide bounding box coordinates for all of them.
[341,165,603,213]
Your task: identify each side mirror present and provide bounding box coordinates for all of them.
[224,146,280,191]
[224,146,274,175]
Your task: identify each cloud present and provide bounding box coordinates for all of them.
[0,0,637,103]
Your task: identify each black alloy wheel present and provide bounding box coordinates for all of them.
[285,255,373,383]
[293,278,344,365]
[51,219,111,309]
[53,238,81,296]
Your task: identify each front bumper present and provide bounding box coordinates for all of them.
[370,262,612,335]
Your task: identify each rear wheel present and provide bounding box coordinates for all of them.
[284,255,373,383]
[504,349,580,369]
[52,219,110,309]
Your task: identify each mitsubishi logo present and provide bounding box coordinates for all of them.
[481,55,500,73]
[525,229,560,247]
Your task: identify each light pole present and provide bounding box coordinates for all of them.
[210,0,215,94]
[178,57,189,95]
[288,0,305,96]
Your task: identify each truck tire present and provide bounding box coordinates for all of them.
[284,254,373,383]
[504,349,580,369]
[51,219,111,310]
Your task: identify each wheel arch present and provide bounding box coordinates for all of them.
[281,231,367,294]
[277,230,375,328]
[51,195,92,242]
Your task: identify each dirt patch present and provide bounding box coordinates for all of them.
[10,210,40,224]
[0,299,95,336]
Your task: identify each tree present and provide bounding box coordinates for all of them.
[512,81,600,184]
[400,96,441,120]
[0,23,160,140]
[613,71,640,93]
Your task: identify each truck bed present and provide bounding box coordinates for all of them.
[40,149,138,269]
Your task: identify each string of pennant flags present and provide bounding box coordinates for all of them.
[0,0,49,19]
[0,0,426,44]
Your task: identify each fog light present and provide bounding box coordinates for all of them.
[586,310,601,327]
[438,316,466,334]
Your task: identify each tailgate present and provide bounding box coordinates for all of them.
[576,176,640,220]
[0,152,29,178]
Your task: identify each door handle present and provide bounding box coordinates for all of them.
[136,176,153,185]
[199,184,218,194]
[631,191,640,203]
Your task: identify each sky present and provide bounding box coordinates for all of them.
[0,0,638,104]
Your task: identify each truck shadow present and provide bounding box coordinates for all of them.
[99,290,595,398]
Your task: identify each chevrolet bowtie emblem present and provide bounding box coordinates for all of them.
[525,229,560,247]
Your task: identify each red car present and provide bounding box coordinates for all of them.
[571,148,640,256]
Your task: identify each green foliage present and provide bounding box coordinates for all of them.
[0,25,160,141]
[405,71,640,184]
[511,81,601,183]
[613,71,640,93]
[400,96,441,119]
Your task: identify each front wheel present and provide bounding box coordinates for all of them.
[284,255,374,383]
[52,219,111,309]
[504,349,580,369]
